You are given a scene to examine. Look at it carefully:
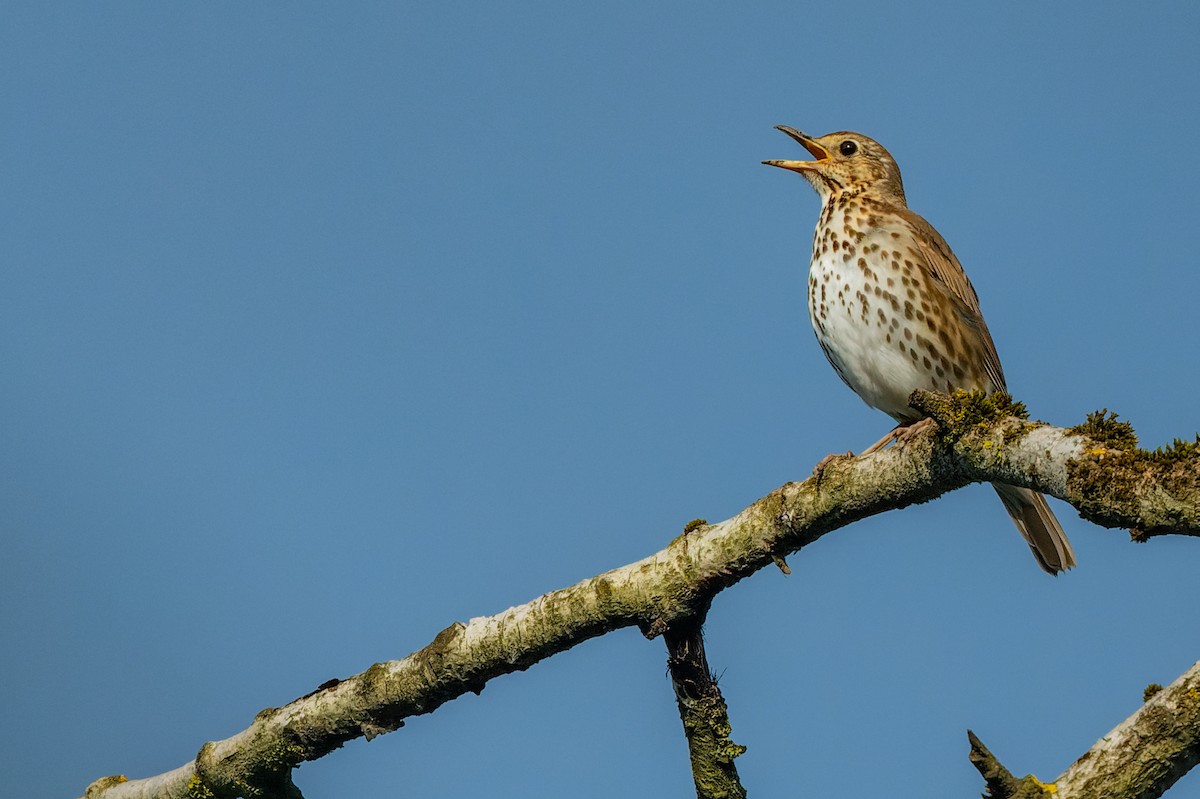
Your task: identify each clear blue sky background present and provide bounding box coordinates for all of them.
[3,3,1199,797]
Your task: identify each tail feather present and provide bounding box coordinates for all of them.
[992,483,1076,575]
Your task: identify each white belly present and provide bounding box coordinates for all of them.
[808,247,939,421]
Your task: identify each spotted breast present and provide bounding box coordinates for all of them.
[807,190,997,423]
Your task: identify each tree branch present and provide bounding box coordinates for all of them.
[968,660,1200,799]
[81,392,1200,798]
[664,613,747,798]
[908,391,1200,539]
[968,730,1025,799]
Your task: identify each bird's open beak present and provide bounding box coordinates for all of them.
[762,126,830,172]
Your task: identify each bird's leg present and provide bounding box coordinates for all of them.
[861,418,936,454]
[814,418,936,479]
[861,425,903,455]
[893,416,936,444]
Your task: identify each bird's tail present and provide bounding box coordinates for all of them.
[992,483,1076,575]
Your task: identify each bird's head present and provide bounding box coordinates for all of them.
[764,127,906,205]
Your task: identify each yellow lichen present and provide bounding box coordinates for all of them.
[186,774,216,799]
[1030,775,1057,794]
[84,775,128,798]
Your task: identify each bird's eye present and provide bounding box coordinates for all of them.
[839,140,858,156]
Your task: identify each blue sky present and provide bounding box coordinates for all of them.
[3,3,1199,797]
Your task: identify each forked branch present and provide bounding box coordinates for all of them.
[81,392,1200,799]
[969,660,1200,798]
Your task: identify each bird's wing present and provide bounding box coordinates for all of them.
[897,207,1007,391]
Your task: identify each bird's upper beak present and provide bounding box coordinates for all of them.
[762,126,830,172]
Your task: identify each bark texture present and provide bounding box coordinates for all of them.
[968,661,1200,798]
[1056,660,1200,798]
[80,392,1200,799]
[665,616,747,799]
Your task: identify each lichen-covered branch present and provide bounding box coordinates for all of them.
[1058,660,1200,798]
[909,390,1200,538]
[81,392,1200,798]
[967,731,1058,799]
[968,660,1200,799]
[664,616,747,799]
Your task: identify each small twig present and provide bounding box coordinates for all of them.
[967,731,1032,799]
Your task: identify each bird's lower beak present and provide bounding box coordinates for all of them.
[762,126,830,172]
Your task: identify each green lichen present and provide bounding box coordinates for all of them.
[1066,409,1200,536]
[670,518,710,550]
[1147,435,1200,465]
[909,389,1028,440]
[1071,410,1138,451]
[203,739,304,799]
[904,390,1034,469]
[942,389,1028,431]
[592,575,614,602]
[681,695,747,798]
[1066,412,1143,528]
[259,740,304,772]
[362,662,389,684]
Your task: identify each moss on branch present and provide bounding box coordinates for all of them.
[665,621,746,799]
[81,392,1200,799]
[1063,411,1200,538]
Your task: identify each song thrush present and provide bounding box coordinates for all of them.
[764,126,1075,574]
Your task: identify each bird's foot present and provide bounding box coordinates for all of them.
[814,419,937,481]
[894,417,936,444]
[861,418,936,455]
[861,425,902,454]
[813,450,854,476]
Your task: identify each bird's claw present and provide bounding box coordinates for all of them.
[813,450,854,476]
[861,418,936,455]
[893,417,936,445]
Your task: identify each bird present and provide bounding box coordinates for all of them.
[763,126,1075,574]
